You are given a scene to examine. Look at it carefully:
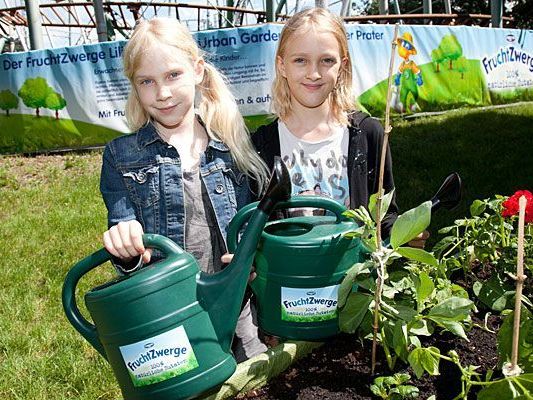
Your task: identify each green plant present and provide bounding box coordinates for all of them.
[435,193,533,311]
[370,373,419,399]
[407,346,533,399]
[498,306,533,374]
[338,195,475,370]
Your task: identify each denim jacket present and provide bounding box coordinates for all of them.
[100,121,252,251]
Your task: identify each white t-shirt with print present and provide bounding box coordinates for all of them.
[278,120,350,208]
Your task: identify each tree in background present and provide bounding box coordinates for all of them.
[18,77,53,117]
[511,0,533,28]
[0,89,19,116]
[362,0,491,15]
[45,91,67,120]
[359,0,533,21]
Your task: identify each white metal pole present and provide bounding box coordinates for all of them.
[92,0,108,42]
[24,0,44,49]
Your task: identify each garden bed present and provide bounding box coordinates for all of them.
[239,314,501,399]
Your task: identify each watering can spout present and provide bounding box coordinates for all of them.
[430,172,463,212]
[197,157,291,352]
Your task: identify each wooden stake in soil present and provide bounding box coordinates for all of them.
[375,24,399,248]
[371,23,399,375]
[507,195,528,376]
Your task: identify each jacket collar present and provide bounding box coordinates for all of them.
[136,121,160,148]
[136,119,229,152]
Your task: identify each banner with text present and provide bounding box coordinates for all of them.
[1,24,531,153]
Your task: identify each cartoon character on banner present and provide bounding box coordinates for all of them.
[391,32,424,113]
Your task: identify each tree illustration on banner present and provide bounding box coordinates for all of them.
[45,91,67,120]
[18,77,53,117]
[0,89,19,116]
[456,56,468,79]
[439,34,463,70]
[431,48,445,73]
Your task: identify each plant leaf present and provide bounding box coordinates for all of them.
[392,321,409,362]
[397,246,438,267]
[408,347,440,379]
[396,385,419,398]
[393,373,411,385]
[475,274,515,312]
[370,383,387,398]
[390,201,431,249]
[389,303,419,322]
[409,319,432,336]
[414,271,435,308]
[497,306,533,373]
[427,318,468,340]
[470,199,486,216]
[432,235,456,258]
[427,297,474,319]
[338,293,373,334]
[477,374,533,399]
[369,189,395,223]
[338,262,370,308]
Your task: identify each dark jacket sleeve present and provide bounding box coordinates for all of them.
[361,116,398,237]
[251,120,280,200]
[251,120,279,171]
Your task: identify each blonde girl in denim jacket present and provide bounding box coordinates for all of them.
[100,17,269,361]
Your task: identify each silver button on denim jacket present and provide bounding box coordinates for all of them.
[100,121,252,255]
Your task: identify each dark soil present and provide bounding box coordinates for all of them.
[240,314,502,400]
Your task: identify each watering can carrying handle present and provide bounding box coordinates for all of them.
[61,234,183,358]
[227,196,348,252]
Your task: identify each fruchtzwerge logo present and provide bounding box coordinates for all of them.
[283,296,338,310]
[127,345,190,372]
[482,46,533,74]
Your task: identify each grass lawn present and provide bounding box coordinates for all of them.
[0,154,119,399]
[390,103,533,244]
[0,103,531,399]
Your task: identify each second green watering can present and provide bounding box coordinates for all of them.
[227,196,367,341]
[62,158,291,400]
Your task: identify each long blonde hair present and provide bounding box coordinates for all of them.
[272,8,355,126]
[123,17,269,191]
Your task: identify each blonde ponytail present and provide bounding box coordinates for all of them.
[198,62,269,192]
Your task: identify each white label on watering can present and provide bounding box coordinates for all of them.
[281,285,339,322]
[119,325,199,387]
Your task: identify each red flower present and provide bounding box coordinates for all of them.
[501,190,533,223]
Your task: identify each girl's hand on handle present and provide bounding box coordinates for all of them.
[103,220,152,264]
[408,230,430,249]
[221,253,257,283]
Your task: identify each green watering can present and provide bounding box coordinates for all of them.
[227,196,367,341]
[226,172,464,341]
[62,158,291,400]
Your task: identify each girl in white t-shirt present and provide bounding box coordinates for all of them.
[253,7,399,234]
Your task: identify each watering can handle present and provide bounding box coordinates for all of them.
[62,247,111,358]
[227,196,348,252]
[62,234,184,357]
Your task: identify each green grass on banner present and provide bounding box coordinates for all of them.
[0,113,122,154]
